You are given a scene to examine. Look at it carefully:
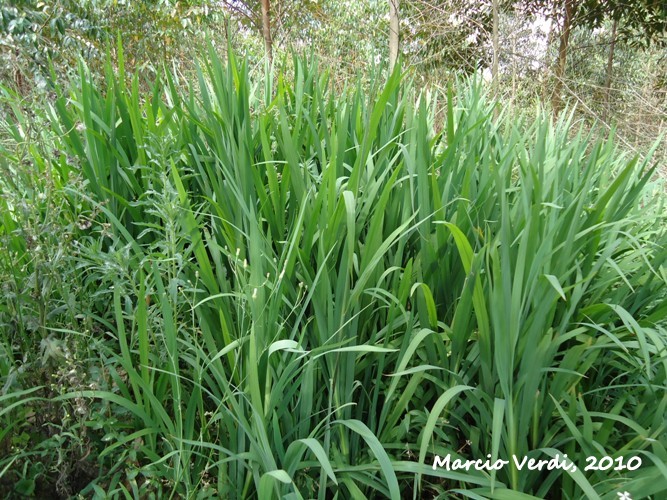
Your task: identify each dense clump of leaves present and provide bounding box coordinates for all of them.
[0,0,224,94]
[1,49,666,498]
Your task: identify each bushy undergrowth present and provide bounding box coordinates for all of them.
[1,48,666,499]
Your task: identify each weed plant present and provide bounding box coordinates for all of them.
[1,48,666,498]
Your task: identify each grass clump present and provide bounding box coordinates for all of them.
[1,48,666,499]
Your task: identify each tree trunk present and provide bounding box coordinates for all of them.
[542,1,558,102]
[261,0,273,63]
[552,0,574,114]
[603,19,618,122]
[389,0,399,72]
[492,0,499,97]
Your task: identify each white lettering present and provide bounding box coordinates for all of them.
[432,454,451,470]
[512,455,528,470]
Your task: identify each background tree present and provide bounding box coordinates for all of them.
[492,0,500,94]
[552,0,573,111]
[389,0,399,71]
[0,0,224,89]
[260,0,272,62]
[402,0,494,76]
[511,0,667,112]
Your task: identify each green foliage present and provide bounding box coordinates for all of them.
[512,0,667,48]
[403,0,494,73]
[0,0,106,88]
[0,0,224,94]
[1,48,666,498]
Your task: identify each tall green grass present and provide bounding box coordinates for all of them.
[1,48,666,498]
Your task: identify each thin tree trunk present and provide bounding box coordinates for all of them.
[389,0,399,72]
[603,19,618,122]
[261,0,272,63]
[542,2,558,102]
[552,0,574,114]
[512,23,517,102]
[492,0,499,97]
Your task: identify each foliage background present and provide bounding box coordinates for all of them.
[1,0,666,498]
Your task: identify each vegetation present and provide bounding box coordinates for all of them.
[1,1,666,499]
[1,45,666,497]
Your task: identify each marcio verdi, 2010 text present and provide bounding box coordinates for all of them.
[432,453,576,472]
